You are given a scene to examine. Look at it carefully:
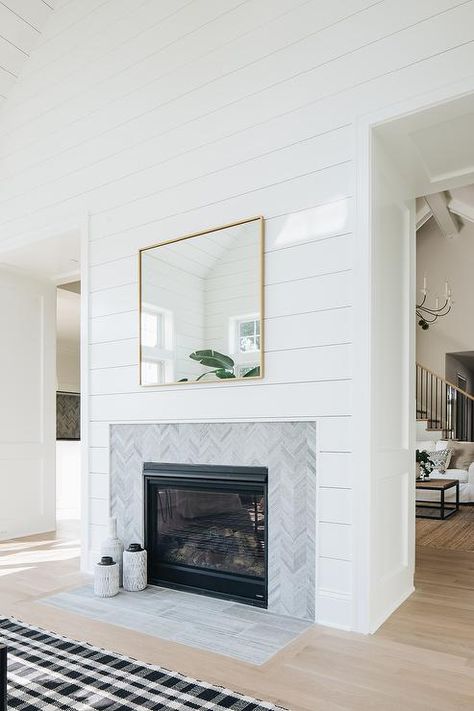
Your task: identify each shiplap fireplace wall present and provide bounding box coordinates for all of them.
[1,0,473,630]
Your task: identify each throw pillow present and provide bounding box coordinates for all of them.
[448,441,474,470]
[429,448,452,473]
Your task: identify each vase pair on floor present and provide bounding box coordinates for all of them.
[94,518,147,598]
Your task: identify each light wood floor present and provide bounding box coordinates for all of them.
[1,522,474,711]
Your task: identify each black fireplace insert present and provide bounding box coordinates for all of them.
[144,462,268,607]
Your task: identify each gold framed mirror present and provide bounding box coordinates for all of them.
[139,216,264,386]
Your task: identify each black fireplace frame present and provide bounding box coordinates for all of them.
[144,462,268,607]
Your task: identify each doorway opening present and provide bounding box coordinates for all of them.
[357,86,474,634]
[415,186,474,548]
[0,227,83,543]
[56,280,81,523]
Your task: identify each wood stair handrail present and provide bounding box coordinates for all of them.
[416,362,474,403]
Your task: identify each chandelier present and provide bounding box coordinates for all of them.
[417,276,452,330]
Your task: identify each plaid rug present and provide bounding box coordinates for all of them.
[0,617,286,710]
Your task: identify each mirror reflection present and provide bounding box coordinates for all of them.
[140,217,263,386]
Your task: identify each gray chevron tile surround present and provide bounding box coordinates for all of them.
[110,421,316,621]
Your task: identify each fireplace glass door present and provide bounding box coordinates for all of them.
[144,464,267,606]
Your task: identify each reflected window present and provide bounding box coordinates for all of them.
[239,318,260,353]
[141,360,163,385]
[141,305,174,384]
[141,311,163,348]
[230,314,260,377]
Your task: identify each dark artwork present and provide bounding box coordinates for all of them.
[56,392,80,440]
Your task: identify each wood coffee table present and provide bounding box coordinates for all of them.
[416,478,459,520]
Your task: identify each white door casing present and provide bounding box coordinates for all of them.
[354,80,474,633]
[0,267,56,540]
[369,134,416,631]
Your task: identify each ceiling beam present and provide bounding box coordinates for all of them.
[416,198,432,230]
[447,197,474,226]
[424,192,460,239]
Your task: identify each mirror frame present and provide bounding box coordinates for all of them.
[139,216,265,386]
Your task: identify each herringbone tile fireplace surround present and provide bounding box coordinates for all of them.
[110,421,316,621]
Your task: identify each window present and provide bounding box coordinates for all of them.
[229,314,260,377]
[238,318,260,353]
[141,310,163,348]
[141,305,174,384]
[141,360,163,385]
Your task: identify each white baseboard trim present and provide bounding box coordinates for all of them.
[316,589,352,630]
[316,618,352,632]
[370,585,415,634]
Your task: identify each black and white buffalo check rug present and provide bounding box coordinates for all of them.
[0,617,287,710]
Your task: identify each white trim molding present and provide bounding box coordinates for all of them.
[354,73,474,634]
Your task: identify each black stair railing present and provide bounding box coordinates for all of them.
[416,362,474,441]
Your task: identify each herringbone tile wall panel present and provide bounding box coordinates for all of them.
[110,421,316,620]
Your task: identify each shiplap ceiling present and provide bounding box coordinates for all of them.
[0,0,56,108]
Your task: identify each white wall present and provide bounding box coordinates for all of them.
[57,342,80,392]
[56,286,81,521]
[417,217,474,377]
[56,440,81,520]
[0,267,56,539]
[1,0,473,629]
[57,287,81,392]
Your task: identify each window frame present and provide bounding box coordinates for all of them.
[229,314,261,377]
[140,302,175,385]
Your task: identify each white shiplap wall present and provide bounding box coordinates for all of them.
[0,0,57,110]
[1,0,473,629]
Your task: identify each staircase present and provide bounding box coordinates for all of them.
[416,363,474,441]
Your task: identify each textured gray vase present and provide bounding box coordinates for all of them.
[123,544,147,592]
[101,517,124,586]
[94,556,119,598]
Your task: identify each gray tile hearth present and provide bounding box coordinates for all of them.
[40,585,313,665]
[110,421,317,621]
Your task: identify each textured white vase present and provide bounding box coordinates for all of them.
[94,557,119,597]
[123,544,147,592]
[101,517,124,586]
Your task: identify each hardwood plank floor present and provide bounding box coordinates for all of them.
[1,522,474,710]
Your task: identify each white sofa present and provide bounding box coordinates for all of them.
[416,439,474,503]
